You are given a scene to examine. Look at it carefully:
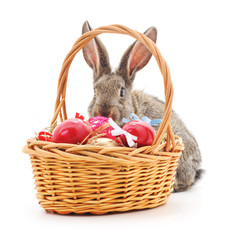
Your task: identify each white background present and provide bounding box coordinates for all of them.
[1,0,226,239]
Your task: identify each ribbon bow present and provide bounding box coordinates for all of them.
[75,112,85,121]
[108,118,137,148]
[122,113,162,126]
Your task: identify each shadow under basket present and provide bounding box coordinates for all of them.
[23,24,184,215]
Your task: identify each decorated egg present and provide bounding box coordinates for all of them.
[52,118,91,144]
[87,116,115,140]
[120,120,156,147]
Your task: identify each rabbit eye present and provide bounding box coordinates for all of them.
[120,87,125,97]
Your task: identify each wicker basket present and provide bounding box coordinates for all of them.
[23,24,184,215]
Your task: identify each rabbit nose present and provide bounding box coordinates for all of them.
[94,111,101,116]
[100,110,113,118]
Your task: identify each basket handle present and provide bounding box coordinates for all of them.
[50,24,175,149]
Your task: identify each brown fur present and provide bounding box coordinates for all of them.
[83,21,203,192]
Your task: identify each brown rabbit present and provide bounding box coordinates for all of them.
[82,21,203,192]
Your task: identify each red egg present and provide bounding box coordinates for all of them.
[52,118,91,144]
[120,120,156,147]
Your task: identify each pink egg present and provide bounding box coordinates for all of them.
[87,116,116,140]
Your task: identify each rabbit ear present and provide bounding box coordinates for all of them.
[117,27,157,85]
[82,21,111,81]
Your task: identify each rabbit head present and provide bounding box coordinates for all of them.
[82,21,157,126]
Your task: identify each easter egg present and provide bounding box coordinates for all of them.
[52,118,91,144]
[120,120,156,147]
[87,116,115,140]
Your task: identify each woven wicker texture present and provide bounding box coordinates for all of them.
[23,24,184,214]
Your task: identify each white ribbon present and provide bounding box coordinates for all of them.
[109,118,137,148]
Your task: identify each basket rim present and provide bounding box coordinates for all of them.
[23,136,183,166]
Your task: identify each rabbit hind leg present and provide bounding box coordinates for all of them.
[173,167,203,192]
